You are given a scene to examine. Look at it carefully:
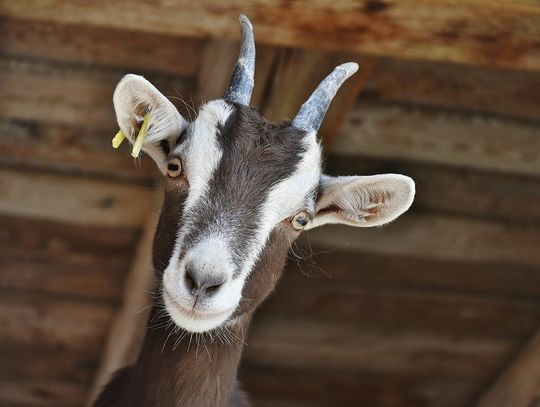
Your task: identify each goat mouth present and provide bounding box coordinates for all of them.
[163,290,234,321]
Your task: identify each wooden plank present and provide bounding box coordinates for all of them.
[304,213,540,267]
[1,1,539,70]
[0,16,202,76]
[0,119,154,180]
[0,380,86,407]
[0,292,114,353]
[0,344,97,384]
[245,317,512,380]
[260,278,540,341]
[0,168,153,227]
[475,330,540,407]
[333,102,540,176]
[0,56,193,128]
[87,192,161,405]
[364,58,540,121]
[284,246,540,299]
[326,154,540,225]
[240,364,477,407]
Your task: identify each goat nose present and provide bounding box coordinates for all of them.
[184,265,227,297]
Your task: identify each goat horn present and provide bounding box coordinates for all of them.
[224,14,255,106]
[292,62,359,133]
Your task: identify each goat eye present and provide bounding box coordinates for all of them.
[166,158,182,178]
[291,212,309,231]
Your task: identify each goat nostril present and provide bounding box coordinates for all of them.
[205,283,222,296]
[184,268,197,293]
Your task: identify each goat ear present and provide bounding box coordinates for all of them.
[306,174,415,229]
[113,74,187,174]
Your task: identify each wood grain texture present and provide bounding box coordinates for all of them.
[334,102,540,176]
[0,56,193,128]
[245,317,512,380]
[364,58,540,121]
[0,119,154,180]
[0,168,153,227]
[1,1,539,70]
[475,330,540,407]
[305,213,540,267]
[240,364,477,407]
[0,16,203,76]
[0,216,138,301]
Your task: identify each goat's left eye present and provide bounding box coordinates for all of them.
[166,158,182,178]
[291,212,309,231]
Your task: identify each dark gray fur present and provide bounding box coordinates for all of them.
[179,104,307,272]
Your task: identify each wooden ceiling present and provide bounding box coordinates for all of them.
[1,1,540,406]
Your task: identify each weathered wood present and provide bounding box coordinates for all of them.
[0,119,154,180]
[261,278,540,340]
[0,56,193,128]
[305,213,540,267]
[284,245,540,299]
[0,251,126,302]
[475,330,540,407]
[334,102,540,176]
[0,380,86,407]
[326,155,540,225]
[240,364,477,407]
[0,343,98,384]
[365,58,540,121]
[87,191,161,405]
[0,292,114,353]
[0,16,203,76]
[1,1,539,70]
[0,168,153,227]
[245,317,513,380]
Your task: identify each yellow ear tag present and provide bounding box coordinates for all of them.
[112,130,126,149]
[131,113,151,158]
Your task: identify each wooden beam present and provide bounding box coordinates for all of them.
[1,1,539,70]
[0,169,153,227]
[305,213,540,267]
[0,291,114,353]
[246,316,511,380]
[0,119,154,180]
[0,56,193,128]
[86,190,161,405]
[0,16,203,76]
[333,102,540,176]
[364,58,540,121]
[240,364,476,407]
[476,330,540,407]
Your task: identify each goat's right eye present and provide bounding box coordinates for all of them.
[167,158,182,178]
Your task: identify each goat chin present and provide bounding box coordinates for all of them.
[163,292,235,333]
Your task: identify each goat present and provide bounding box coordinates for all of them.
[94,14,415,407]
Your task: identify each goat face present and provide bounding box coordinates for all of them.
[112,16,415,333]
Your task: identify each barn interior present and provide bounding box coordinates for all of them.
[1,2,540,406]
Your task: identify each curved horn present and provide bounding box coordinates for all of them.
[224,14,256,106]
[292,62,359,133]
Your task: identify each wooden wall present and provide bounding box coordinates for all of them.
[1,3,540,406]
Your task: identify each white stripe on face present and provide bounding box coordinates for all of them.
[238,131,321,277]
[163,100,233,289]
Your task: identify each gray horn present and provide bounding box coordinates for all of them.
[224,14,256,106]
[292,62,359,133]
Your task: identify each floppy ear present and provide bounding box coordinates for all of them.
[306,174,415,229]
[113,74,187,174]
